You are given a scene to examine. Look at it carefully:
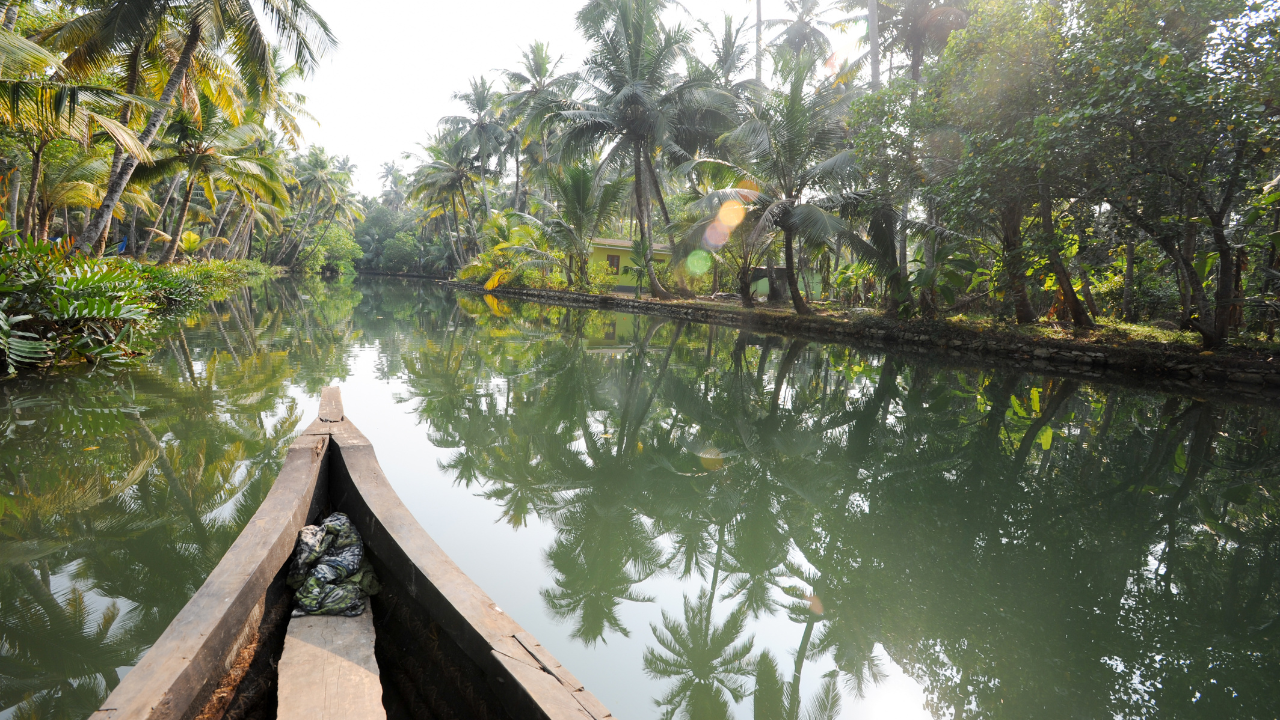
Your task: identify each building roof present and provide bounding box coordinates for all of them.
[590,237,672,253]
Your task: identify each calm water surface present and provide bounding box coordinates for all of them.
[2,276,1278,720]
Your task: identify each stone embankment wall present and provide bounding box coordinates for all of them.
[440,281,1280,404]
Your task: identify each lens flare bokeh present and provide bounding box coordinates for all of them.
[703,199,746,251]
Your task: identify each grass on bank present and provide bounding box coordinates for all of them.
[0,231,273,375]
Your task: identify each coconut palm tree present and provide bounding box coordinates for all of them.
[502,41,574,212]
[272,146,352,265]
[510,162,629,288]
[26,147,147,242]
[441,77,505,221]
[140,97,283,264]
[877,0,967,82]
[408,130,479,267]
[765,0,838,59]
[557,0,707,300]
[75,0,335,249]
[687,53,858,314]
[0,31,152,242]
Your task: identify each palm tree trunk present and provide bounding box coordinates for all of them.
[293,206,340,269]
[2,3,17,31]
[124,207,138,256]
[210,197,235,240]
[161,178,196,265]
[738,262,755,308]
[279,189,321,262]
[1122,237,1135,321]
[236,210,256,260]
[449,194,464,269]
[867,0,880,88]
[513,145,523,212]
[96,44,143,258]
[787,616,817,720]
[783,228,810,314]
[755,0,762,80]
[479,151,491,220]
[82,20,203,247]
[6,167,19,238]
[22,140,45,239]
[225,207,251,259]
[36,205,51,240]
[284,202,327,268]
[142,175,182,257]
[634,141,672,300]
[644,153,694,298]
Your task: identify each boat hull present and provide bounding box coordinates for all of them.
[90,387,614,720]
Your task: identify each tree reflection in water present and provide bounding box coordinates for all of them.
[0,277,361,719]
[3,278,1277,720]
[399,292,1280,720]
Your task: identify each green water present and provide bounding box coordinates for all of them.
[2,276,1277,720]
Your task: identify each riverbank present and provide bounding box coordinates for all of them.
[0,239,275,374]
[440,280,1280,402]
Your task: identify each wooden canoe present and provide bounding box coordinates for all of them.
[90,387,615,720]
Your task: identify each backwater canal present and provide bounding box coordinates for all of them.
[2,275,1277,720]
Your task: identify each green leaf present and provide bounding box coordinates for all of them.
[1037,426,1053,450]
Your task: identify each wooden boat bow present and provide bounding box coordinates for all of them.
[91,386,615,720]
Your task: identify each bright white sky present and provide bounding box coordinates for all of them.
[294,0,868,195]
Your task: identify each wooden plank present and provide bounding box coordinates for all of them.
[277,613,385,720]
[90,435,330,720]
[318,386,345,423]
[326,418,616,720]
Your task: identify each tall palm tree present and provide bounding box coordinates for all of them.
[27,147,152,242]
[378,161,407,211]
[0,32,152,242]
[765,0,838,59]
[557,0,706,300]
[692,15,754,95]
[502,41,574,213]
[441,77,505,221]
[273,146,350,264]
[408,131,478,268]
[76,0,335,249]
[140,97,283,264]
[877,0,967,82]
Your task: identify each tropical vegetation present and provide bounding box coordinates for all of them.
[0,0,360,372]
[347,0,1280,352]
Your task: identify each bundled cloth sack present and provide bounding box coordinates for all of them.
[286,512,380,617]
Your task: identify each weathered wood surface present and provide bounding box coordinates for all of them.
[277,613,384,720]
[323,386,614,720]
[90,434,329,720]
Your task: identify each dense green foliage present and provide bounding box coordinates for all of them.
[359,0,1280,350]
[0,230,269,373]
[0,0,353,372]
[0,0,356,277]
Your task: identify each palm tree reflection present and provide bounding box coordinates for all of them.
[400,295,1280,719]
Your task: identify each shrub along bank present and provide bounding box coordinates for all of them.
[0,233,271,374]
